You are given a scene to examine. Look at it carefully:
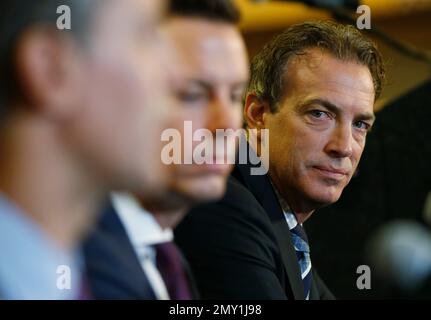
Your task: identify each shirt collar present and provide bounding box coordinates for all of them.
[269,180,299,230]
[112,192,173,247]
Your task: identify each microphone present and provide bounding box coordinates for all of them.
[367,220,431,292]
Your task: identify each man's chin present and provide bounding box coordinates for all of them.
[172,175,228,204]
[308,190,343,208]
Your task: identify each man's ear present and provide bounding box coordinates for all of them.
[14,26,83,119]
[244,92,271,129]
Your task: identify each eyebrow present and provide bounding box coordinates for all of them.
[183,79,248,90]
[301,98,376,123]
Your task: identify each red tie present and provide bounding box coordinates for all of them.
[154,242,192,300]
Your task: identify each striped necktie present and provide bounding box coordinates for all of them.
[290,223,313,299]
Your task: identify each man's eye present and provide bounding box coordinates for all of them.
[178,92,206,103]
[231,91,244,104]
[309,110,328,119]
[354,121,370,131]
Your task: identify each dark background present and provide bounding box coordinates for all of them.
[306,80,431,299]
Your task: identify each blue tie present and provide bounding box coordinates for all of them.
[290,224,313,299]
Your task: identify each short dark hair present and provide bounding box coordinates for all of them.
[169,0,240,24]
[247,20,386,113]
[0,0,99,115]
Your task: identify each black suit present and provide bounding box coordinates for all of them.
[83,202,199,299]
[175,160,335,300]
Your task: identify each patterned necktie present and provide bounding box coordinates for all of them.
[290,224,313,299]
[154,241,192,300]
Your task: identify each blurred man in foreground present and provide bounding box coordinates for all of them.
[0,0,173,299]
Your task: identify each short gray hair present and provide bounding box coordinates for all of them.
[247,20,386,113]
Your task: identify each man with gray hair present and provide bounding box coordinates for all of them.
[175,20,385,299]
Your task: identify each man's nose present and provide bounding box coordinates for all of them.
[324,123,353,158]
[206,95,240,132]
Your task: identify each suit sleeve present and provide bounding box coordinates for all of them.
[174,180,289,299]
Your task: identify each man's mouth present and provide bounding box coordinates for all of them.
[312,165,349,180]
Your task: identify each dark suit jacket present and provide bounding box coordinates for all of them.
[83,202,199,300]
[174,160,335,300]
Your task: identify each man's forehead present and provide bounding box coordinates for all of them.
[285,48,375,100]
[164,18,241,53]
[96,0,166,25]
[164,20,248,86]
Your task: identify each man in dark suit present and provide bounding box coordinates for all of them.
[175,20,386,299]
[83,200,201,299]
[84,0,249,300]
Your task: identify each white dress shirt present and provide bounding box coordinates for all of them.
[112,192,173,300]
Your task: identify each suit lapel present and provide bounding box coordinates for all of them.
[309,271,320,300]
[233,160,305,300]
[96,202,157,299]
